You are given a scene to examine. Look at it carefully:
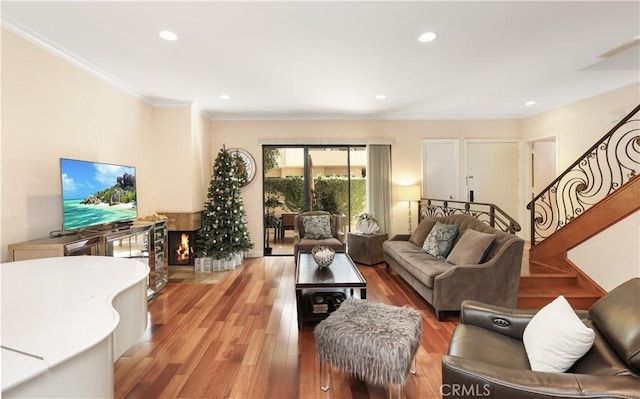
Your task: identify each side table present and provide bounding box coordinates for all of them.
[347,232,388,265]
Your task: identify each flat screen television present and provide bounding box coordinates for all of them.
[60,158,138,231]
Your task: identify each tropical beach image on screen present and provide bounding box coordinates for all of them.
[61,159,138,230]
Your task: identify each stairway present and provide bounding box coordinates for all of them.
[520,174,639,309]
[517,105,639,310]
[518,260,603,309]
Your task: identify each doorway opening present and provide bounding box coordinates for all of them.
[524,136,558,242]
[262,145,367,256]
[465,140,522,226]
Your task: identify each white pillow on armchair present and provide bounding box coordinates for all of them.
[523,295,595,372]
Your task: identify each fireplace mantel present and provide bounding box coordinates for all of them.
[159,211,202,232]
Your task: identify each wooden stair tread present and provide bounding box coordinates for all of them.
[518,298,600,310]
[520,272,573,278]
[518,259,602,309]
[518,277,601,309]
[518,288,601,297]
[526,261,567,274]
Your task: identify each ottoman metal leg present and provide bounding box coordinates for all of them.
[320,361,330,392]
[388,383,402,399]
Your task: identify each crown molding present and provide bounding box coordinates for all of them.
[149,99,194,108]
[206,112,389,121]
[3,18,207,112]
[520,78,640,119]
[258,137,394,145]
[207,112,523,121]
[2,16,153,105]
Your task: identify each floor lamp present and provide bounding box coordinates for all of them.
[399,185,421,234]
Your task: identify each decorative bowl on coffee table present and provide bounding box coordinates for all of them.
[312,245,335,268]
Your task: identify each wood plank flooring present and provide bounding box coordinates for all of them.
[114,257,457,399]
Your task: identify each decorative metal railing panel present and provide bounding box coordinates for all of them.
[527,104,640,245]
[418,198,521,234]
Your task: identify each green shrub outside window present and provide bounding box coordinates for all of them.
[265,176,365,224]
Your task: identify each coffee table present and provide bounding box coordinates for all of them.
[295,252,367,329]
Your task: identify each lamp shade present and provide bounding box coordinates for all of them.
[399,185,421,201]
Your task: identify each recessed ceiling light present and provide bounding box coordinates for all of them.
[220,94,231,100]
[375,94,386,100]
[159,30,178,41]
[525,100,537,106]
[418,32,437,43]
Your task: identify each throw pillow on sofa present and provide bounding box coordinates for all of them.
[523,295,595,372]
[409,218,437,246]
[446,229,496,265]
[302,215,333,239]
[422,222,459,258]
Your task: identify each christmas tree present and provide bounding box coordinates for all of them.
[196,146,253,259]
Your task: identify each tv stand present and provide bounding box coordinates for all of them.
[111,220,134,231]
[80,221,134,235]
[7,220,168,299]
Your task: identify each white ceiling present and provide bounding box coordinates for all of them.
[2,1,639,120]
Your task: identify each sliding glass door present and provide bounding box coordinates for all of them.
[263,145,366,256]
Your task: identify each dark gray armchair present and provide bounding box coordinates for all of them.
[442,278,640,399]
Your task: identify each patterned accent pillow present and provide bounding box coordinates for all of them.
[302,215,333,239]
[422,222,459,258]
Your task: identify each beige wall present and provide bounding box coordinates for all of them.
[568,211,640,292]
[148,105,211,212]
[522,83,640,290]
[209,119,520,252]
[151,106,192,212]
[522,84,640,170]
[0,30,207,261]
[150,105,211,213]
[191,106,211,212]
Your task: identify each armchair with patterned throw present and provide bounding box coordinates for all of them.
[293,211,346,265]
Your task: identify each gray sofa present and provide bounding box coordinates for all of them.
[383,214,524,320]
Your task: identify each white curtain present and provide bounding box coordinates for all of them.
[367,145,392,233]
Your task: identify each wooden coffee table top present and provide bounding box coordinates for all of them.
[296,252,366,289]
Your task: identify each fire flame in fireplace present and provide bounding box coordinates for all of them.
[175,233,192,263]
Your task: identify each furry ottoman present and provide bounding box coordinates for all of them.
[314,297,422,393]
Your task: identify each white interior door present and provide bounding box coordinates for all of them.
[466,141,520,222]
[422,140,458,200]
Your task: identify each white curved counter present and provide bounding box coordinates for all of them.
[1,256,149,398]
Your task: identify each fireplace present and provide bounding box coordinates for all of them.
[168,231,196,265]
[159,211,202,267]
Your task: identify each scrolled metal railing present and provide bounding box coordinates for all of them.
[527,104,640,246]
[418,198,521,234]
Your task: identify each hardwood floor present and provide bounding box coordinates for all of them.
[115,257,457,398]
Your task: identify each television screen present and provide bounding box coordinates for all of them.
[60,158,138,231]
